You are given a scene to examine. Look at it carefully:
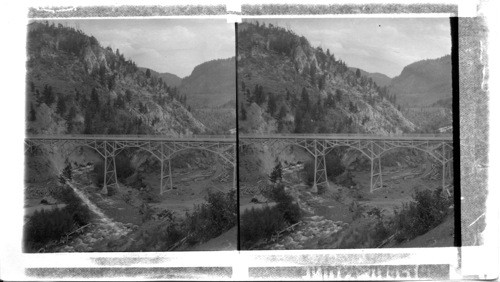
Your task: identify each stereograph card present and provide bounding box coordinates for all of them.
[0,0,497,280]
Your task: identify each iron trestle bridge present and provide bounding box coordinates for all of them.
[25,135,236,194]
[25,134,454,194]
[239,134,454,193]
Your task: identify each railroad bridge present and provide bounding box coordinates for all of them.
[25,135,236,194]
[239,134,454,194]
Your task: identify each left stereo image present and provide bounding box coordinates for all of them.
[24,19,237,253]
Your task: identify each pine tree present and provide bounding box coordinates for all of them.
[90,88,100,111]
[145,68,151,78]
[66,107,76,132]
[269,161,283,183]
[326,93,336,108]
[301,87,310,111]
[356,68,361,78]
[56,96,66,115]
[240,106,247,120]
[335,89,342,102]
[62,160,72,180]
[267,93,277,115]
[309,63,317,86]
[28,103,36,121]
[42,84,55,106]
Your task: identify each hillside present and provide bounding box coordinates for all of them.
[139,67,182,87]
[349,67,392,87]
[389,55,452,107]
[179,57,236,108]
[237,21,415,135]
[26,21,205,136]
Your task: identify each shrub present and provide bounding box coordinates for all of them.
[269,183,293,203]
[320,218,390,249]
[240,183,302,249]
[277,201,301,225]
[393,188,452,242]
[185,189,237,245]
[240,205,287,249]
[24,207,74,251]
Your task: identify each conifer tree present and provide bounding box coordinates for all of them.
[56,96,66,115]
[42,85,55,106]
[301,87,310,111]
[267,93,277,115]
[269,161,283,183]
[240,106,247,120]
[29,103,36,121]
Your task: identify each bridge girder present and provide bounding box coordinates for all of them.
[25,137,236,195]
[239,137,454,194]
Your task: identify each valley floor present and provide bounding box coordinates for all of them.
[24,162,235,252]
[240,161,453,250]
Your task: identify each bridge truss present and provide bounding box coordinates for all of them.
[25,135,237,195]
[239,134,454,194]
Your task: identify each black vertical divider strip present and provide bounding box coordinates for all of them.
[450,17,461,248]
[235,22,241,251]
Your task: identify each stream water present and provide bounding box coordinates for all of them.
[54,179,133,252]
[66,180,129,236]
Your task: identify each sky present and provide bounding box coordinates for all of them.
[252,18,451,77]
[48,19,235,77]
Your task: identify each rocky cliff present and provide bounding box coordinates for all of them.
[237,21,415,135]
[26,21,206,136]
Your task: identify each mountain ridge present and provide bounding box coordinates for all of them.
[139,67,182,87]
[179,57,236,108]
[389,54,452,107]
[237,21,415,135]
[26,21,205,136]
[348,67,392,87]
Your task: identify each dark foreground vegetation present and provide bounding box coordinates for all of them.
[323,188,453,249]
[24,185,92,252]
[240,183,302,249]
[126,190,237,251]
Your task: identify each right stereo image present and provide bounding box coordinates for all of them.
[237,17,455,250]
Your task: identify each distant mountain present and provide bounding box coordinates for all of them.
[26,21,205,136]
[179,57,236,108]
[139,67,182,87]
[389,55,452,107]
[349,67,392,87]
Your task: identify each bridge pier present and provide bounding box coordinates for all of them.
[311,140,329,193]
[160,158,173,194]
[101,141,119,195]
[370,156,383,193]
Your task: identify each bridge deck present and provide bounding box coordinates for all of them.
[26,134,236,142]
[26,134,453,142]
[239,133,453,141]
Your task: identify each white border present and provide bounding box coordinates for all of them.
[0,0,497,280]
